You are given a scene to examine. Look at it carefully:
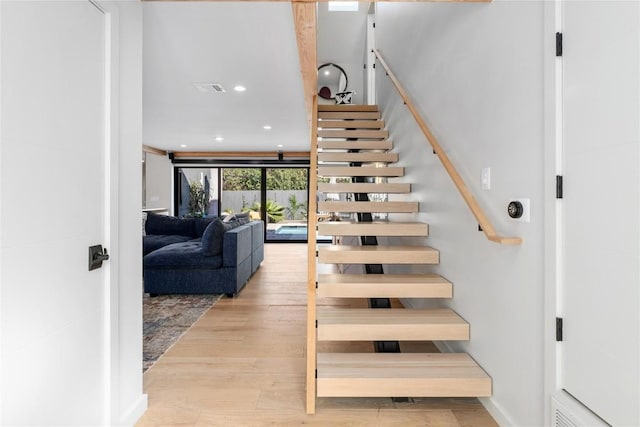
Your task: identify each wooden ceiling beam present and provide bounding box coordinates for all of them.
[171,151,310,158]
[144,1,492,3]
[292,1,317,125]
[143,145,167,156]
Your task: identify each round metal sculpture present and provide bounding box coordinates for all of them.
[317,63,348,100]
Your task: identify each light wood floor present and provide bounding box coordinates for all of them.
[137,244,498,426]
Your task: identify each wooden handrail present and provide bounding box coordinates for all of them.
[373,49,522,245]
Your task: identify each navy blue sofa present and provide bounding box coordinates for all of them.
[143,213,264,297]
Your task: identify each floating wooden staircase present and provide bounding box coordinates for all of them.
[309,104,491,408]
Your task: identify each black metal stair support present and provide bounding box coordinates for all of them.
[348,147,400,354]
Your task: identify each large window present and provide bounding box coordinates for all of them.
[175,166,309,243]
[174,168,220,218]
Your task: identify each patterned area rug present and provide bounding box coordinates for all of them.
[143,293,222,372]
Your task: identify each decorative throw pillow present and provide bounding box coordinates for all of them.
[222,213,236,223]
[195,216,218,237]
[201,218,229,256]
[235,212,251,225]
[335,91,354,105]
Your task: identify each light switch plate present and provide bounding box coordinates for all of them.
[481,167,491,190]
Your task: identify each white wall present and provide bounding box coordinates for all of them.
[376,2,545,425]
[317,3,368,104]
[144,152,172,210]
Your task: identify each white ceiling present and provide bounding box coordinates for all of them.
[143,2,370,153]
[143,2,308,153]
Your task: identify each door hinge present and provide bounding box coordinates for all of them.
[556,32,563,57]
[315,320,318,328]
[556,317,563,342]
[373,63,376,69]
[373,22,376,29]
[556,175,563,199]
[315,369,318,378]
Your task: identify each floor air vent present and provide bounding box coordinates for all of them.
[551,392,608,427]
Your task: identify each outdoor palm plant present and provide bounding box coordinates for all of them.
[243,200,285,223]
[286,194,307,220]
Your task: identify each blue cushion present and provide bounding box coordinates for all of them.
[145,213,196,238]
[143,234,192,255]
[201,218,229,256]
[144,241,223,269]
[195,217,218,237]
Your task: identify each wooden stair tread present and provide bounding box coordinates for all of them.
[317,273,452,298]
[317,221,428,236]
[318,111,381,120]
[318,105,379,112]
[317,308,468,341]
[316,353,491,397]
[318,152,398,163]
[318,201,418,213]
[318,183,410,194]
[318,245,439,264]
[318,120,385,129]
[318,129,389,139]
[318,166,404,177]
[318,140,392,150]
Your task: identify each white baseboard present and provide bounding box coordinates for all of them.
[118,394,148,427]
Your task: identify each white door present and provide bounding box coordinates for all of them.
[1,1,112,424]
[561,2,640,425]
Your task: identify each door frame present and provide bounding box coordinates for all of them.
[543,0,561,424]
[94,1,121,423]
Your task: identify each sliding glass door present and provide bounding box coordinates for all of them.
[265,168,308,242]
[192,166,309,242]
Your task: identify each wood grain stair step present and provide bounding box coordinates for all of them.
[318,152,398,163]
[317,221,428,237]
[318,166,404,177]
[316,353,491,397]
[318,111,381,120]
[318,183,410,194]
[318,140,392,150]
[317,273,451,298]
[318,129,389,139]
[318,201,418,213]
[318,245,439,264]
[318,105,379,112]
[316,308,468,341]
[318,120,385,129]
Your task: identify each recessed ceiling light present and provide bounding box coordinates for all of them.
[263,125,272,130]
[215,137,224,142]
[324,70,330,76]
[277,144,284,148]
[233,85,246,92]
[180,144,187,148]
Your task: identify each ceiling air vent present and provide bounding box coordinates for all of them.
[193,83,226,93]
